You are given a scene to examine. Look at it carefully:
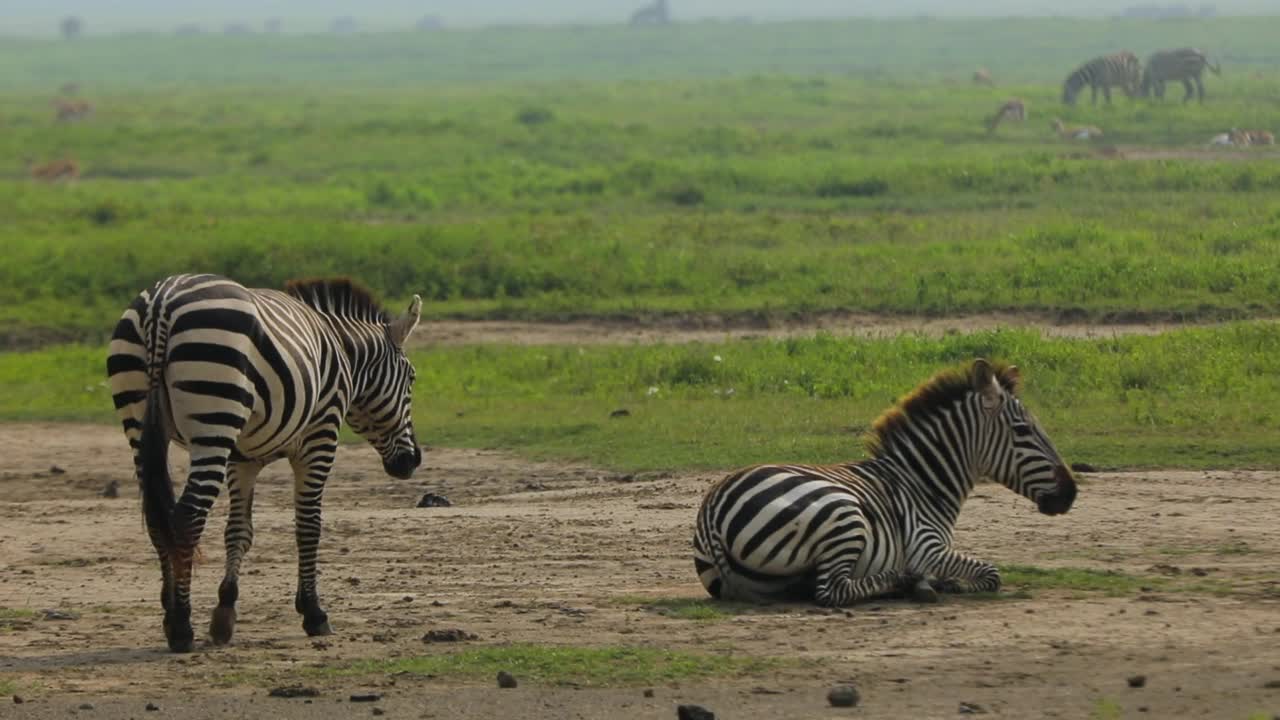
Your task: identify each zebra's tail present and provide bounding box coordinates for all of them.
[139,369,176,553]
[1207,58,1222,76]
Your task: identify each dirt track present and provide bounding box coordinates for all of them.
[411,312,1243,348]
[1,423,1278,719]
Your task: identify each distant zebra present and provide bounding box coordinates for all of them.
[1062,51,1141,105]
[54,98,92,122]
[108,275,424,652]
[1141,48,1220,103]
[693,359,1076,607]
[630,0,670,26]
[972,68,994,86]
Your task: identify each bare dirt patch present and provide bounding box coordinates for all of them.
[2,423,1278,719]
[413,312,1243,348]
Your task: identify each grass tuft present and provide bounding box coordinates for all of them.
[312,644,780,687]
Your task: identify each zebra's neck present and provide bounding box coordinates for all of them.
[326,316,391,399]
[873,404,985,527]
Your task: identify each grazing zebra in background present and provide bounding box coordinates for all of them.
[1141,48,1220,103]
[1062,51,1141,105]
[692,359,1077,607]
[107,274,424,652]
[985,98,1026,134]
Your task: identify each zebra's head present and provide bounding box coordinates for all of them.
[346,295,423,480]
[971,359,1077,516]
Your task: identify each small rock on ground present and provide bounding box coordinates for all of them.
[372,708,386,716]
[677,704,715,720]
[349,693,382,702]
[416,492,452,508]
[1070,462,1098,473]
[959,701,986,714]
[827,685,859,707]
[1128,674,1147,688]
[268,685,320,698]
[145,702,160,711]
[422,628,477,643]
[497,671,518,689]
[101,479,120,498]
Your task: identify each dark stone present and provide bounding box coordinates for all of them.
[677,704,715,720]
[12,696,24,704]
[268,685,320,698]
[827,685,859,707]
[50,465,66,475]
[1263,679,1280,689]
[78,703,94,710]
[643,689,655,698]
[41,609,79,621]
[416,492,452,508]
[422,628,477,643]
[1127,675,1147,688]
[101,480,120,498]
[1070,462,1098,473]
[146,703,160,711]
[959,701,986,714]
[349,693,382,703]
[497,671,518,689]
[609,408,631,418]
[372,709,385,717]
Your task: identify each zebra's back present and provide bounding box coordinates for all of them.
[1146,48,1211,80]
[693,463,904,602]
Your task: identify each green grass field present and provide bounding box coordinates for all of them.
[4,18,1280,343]
[5,19,1280,472]
[6,325,1280,470]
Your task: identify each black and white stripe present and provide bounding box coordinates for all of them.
[692,359,1077,607]
[1141,48,1220,103]
[107,274,423,652]
[1062,51,1141,105]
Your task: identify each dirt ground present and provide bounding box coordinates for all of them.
[1,423,1278,720]
[412,312,1238,348]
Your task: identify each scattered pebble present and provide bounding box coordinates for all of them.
[1069,462,1097,473]
[101,480,120,498]
[1262,679,1280,689]
[1127,675,1147,688]
[268,685,320,698]
[78,703,94,710]
[609,408,631,418]
[496,671,518,689]
[145,702,160,711]
[41,609,80,621]
[50,465,66,475]
[13,696,24,704]
[827,685,859,707]
[959,701,986,714]
[372,708,385,717]
[416,492,452,508]
[422,628,477,643]
[349,693,382,703]
[643,689,655,698]
[677,704,715,720]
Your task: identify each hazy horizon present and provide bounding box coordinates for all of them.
[6,0,1278,35]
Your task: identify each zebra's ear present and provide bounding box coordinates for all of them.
[972,358,1004,414]
[389,294,422,348]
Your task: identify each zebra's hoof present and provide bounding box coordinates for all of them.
[167,626,195,653]
[209,606,236,645]
[304,619,333,637]
[911,582,940,604]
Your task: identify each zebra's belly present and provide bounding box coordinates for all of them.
[730,494,904,578]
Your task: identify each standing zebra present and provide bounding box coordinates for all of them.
[1141,48,1220,103]
[693,359,1076,607]
[1062,51,1141,106]
[107,274,424,652]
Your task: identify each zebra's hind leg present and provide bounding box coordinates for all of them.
[210,460,263,646]
[289,438,338,637]
[813,563,903,607]
[165,442,235,652]
[1182,78,1195,103]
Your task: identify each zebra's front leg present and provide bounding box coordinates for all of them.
[290,446,336,637]
[918,547,1001,596]
[210,460,263,646]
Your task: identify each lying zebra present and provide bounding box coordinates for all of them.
[693,359,1077,606]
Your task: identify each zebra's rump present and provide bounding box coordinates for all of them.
[697,464,897,581]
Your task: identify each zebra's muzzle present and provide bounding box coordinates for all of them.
[1036,465,1077,515]
[383,444,422,480]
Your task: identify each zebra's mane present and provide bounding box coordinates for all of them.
[284,277,389,324]
[864,360,1021,457]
